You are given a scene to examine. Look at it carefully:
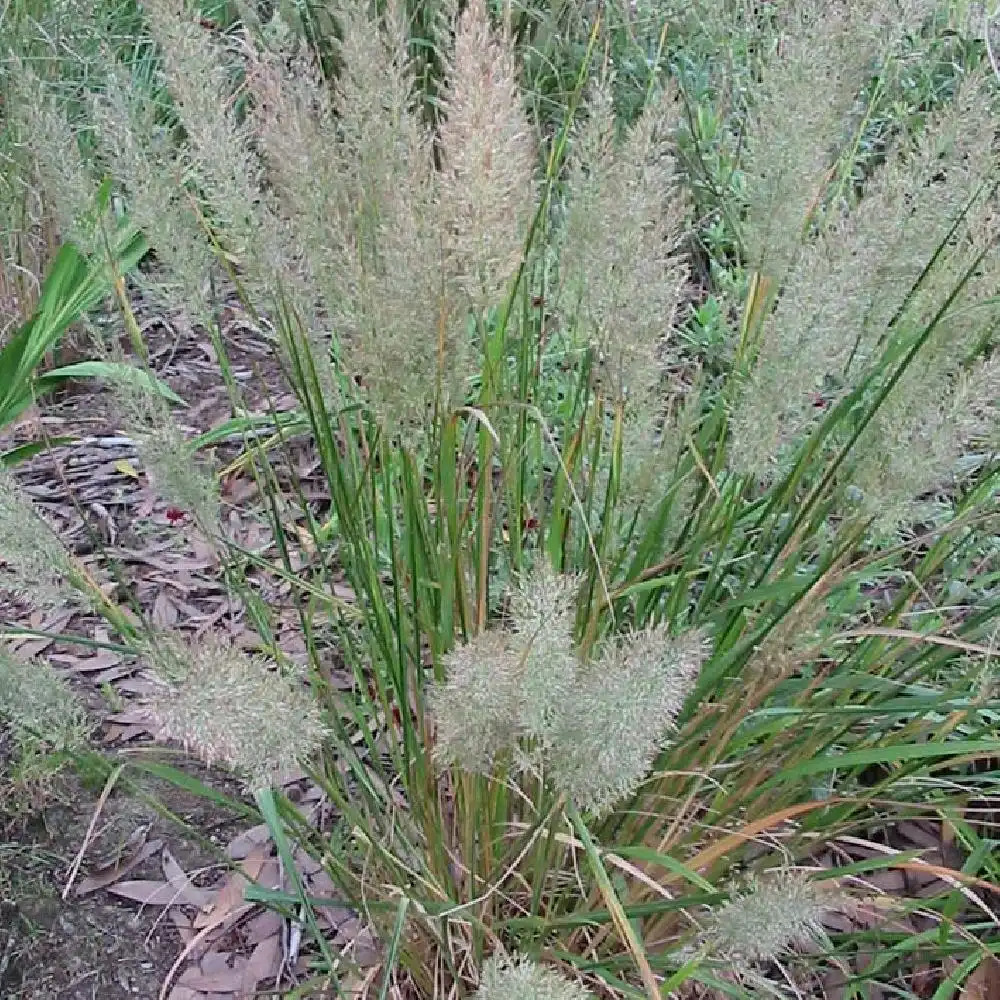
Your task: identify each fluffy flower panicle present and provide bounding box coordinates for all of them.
[0,645,91,755]
[740,1,883,285]
[703,870,848,967]
[546,626,707,816]
[431,563,709,814]
[560,81,688,407]
[431,630,522,773]
[110,376,220,533]
[146,636,327,792]
[0,466,78,609]
[438,0,536,313]
[731,71,999,486]
[473,953,594,1000]
[507,562,581,737]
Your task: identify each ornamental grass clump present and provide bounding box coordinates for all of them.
[2,0,1000,997]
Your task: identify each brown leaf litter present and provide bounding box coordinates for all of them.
[2,295,369,998]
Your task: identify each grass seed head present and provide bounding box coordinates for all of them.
[432,630,523,773]
[146,636,328,793]
[546,626,707,815]
[702,871,847,968]
[508,561,580,739]
[561,81,688,406]
[438,0,536,314]
[0,645,91,756]
[474,954,594,1000]
[0,466,79,609]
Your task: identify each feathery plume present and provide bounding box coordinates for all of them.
[851,351,1000,534]
[92,68,216,322]
[327,0,426,262]
[437,0,536,314]
[0,645,91,756]
[431,630,523,773]
[0,466,79,608]
[140,0,263,256]
[740,2,882,286]
[432,563,710,811]
[112,376,220,534]
[730,70,999,480]
[546,627,706,815]
[560,82,688,406]
[334,121,452,436]
[245,41,342,319]
[702,871,846,967]
[260,0,463,438]
[146,636,327,792]
[844,73,1000,530]
[507,562,580,739]
[141,0,315,335]
[473,953,594,1000]
[7,64,97,251]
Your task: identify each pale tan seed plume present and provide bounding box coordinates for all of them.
[0,644,91,757]
[140,0,317,332]
[110,374,221,535]
[473,953,594,1000]
[702,870,850,969]
[730,70,999,483]
[432,563,709,813]
[431,630,523,773]
[437,0,536,315]
[545,627,707,815]
[740,1,884,287]
[560,81,689,408]
[248,0,464,437]
[145,635,328,793]
[6,63,97,251]
[0,465,81,609]
[92,68,216,324]
[507,561,580,739]
[845,74,999,531]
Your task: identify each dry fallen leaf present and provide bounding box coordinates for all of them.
[244,909,283,945]
[240,934,282,996]
[162,848,215,910]
[102,723,151,744]
[76,837,164,895]
[51,649,122,674]
[962,957,1000,1000]
[152,589,179,627]
[169,907,196,946]
[107,879,188,907]
[164,988,202,1000]
[177,955,248,993]
[194,842,271,930]
[226,824,271,861]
